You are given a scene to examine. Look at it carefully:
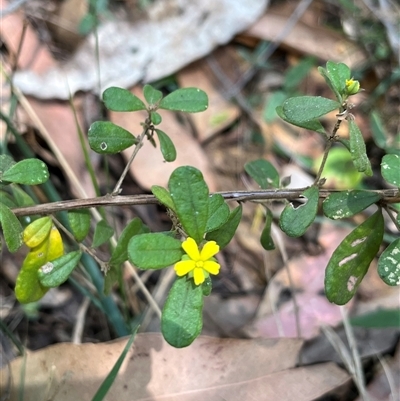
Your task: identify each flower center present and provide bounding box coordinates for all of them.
[195,261,204,268]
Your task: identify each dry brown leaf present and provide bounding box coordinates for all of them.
[248,223,354,339]
[23,97,97,198]
[245,12,365,67]
[0,0,56,73]
[0,333,350,401]
[110,87,216,191]
[177,58,240,142]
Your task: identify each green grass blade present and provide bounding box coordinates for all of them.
[91,327,138,401]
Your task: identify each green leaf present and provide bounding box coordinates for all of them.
[326,61,350,96]
[68,209,91,242]
[201,276,212,296]
[128,233,183,269]
[143,84,163,105]
[150,111,162,125]
[261,207,275,250]
[370,111,388,149]
[91,328,138,401]
[2,159,49,185]
[0,202,23,252]
[205,194,230,232]
[349,120,372,176]
[0,191,16,208]
[38,251,82,287]
[282,96,339,124]
[92,219,114,248]
[155,129,176,162]
[323,190,382,219]
[263,91,288,122]
[283,57,315,92]
[279,186,319,237]
[318,65,342,104]
[103,87,146,111]
[325,209,384,305]
[161,276,203,348]
[350,309,400,328]
[245,159,279,188]
[169,166,209,244]
[159,88,208,113]
[151,185,176,211]
[10,186,35,207]
[206,205,242,249]
[381,154,400,187]
[88,121,138,154]
[0,154,15,175]
[109,218,143,267]
[276,106,326,135]
[377,238,400,286]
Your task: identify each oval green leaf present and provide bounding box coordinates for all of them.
[92,219,114,248]
[88,121,138,154]
[279,186,319,237]
[159,88,208,113]
[276,106,326,135]
[161,276,203,348]
[150,111,162,125]
[68,209,91,242]
[2,159,49,185]
[143,84,163,105]
[128,233,183,269]
[151,185,176,211]
[103,87,146,111]
[349,120,372,176]
[381,154,400,187]
[282,96,339,124]
[377,238,400,286]
[261,207,275,250]
[0,202,23,252]
[109,218,144,267]
[205,194,230,232]
[206,204,242,249]
[245,159,279,189]
[323,190,382,219]
[326,61,350,96]
[169,166,209,244]
[38,251,82,287]
[325,209,384,305]
[155,129,176,162]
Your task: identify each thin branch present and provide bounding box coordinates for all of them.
[10,188,400,217]
[112,126,148,195]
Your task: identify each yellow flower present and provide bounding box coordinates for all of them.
[174,237,220,285]
[345,78,360,95]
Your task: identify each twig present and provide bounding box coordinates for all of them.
[112,126,148,195]
[340,305,370,401]
[71,297,90,344]
[10,188,400,217]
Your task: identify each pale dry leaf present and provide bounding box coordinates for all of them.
[177,59,240,142]
[0,333,350,401]
[13,0,269,99]
[246,12,365,67]
[248,223,353,339]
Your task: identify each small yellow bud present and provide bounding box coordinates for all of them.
[345,78,360,95]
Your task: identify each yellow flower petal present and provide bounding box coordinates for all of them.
[174,260,195,276]
[182,237,200,260]
[203,260,220,275]
[200,241,219,260]
[193,267,205,285]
